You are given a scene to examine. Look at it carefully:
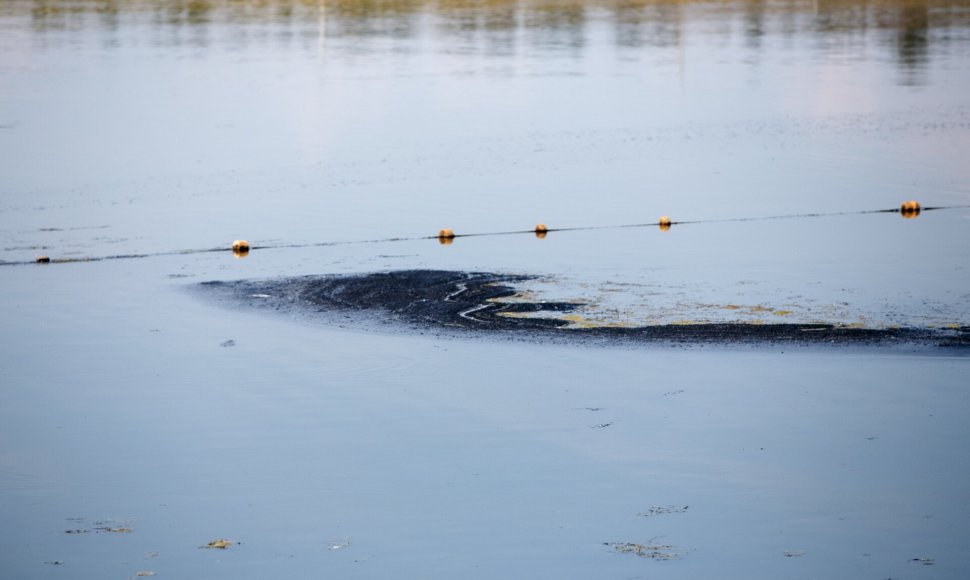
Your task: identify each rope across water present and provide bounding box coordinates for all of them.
[4,202,965,267]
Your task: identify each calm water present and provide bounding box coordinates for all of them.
[2,1,970,578]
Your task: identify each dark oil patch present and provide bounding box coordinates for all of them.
[199,270,970,348]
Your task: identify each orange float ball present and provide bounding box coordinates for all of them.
[900,200,921,218]
[231,240,250,257]
[437,229,455,244]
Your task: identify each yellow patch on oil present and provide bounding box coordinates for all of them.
[558,314,633,329]
[842,322,866,329]
[487,291,537,303]
[203,539,233,550]
[717,304,778,315]
[107,527,134,533]
[670,320,697,326]
[495,311,533,319]
[773,310,793,316]
[945,323,961,329]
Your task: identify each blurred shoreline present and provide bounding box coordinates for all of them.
[3,0,967,79]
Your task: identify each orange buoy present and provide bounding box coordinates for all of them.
[35,256,51,263]
[658,216,672,231]
[900,200,921,219]
[231,239,250,257]
[438,229,455,244]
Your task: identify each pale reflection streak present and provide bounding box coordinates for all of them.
[3,0,968,82]
[317,0,325,61]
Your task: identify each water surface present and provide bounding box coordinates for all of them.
[2,1,969,578]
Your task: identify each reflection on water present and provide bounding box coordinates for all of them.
[3,0,968,84]
[896,4,930,85]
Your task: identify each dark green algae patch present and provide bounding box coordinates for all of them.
[199,270,970,348]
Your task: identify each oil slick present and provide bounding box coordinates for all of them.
[198,270,970,347]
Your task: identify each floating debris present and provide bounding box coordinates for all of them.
[66,526,132,534]
[658,216,672,231]
[133,572,156,577]
[328,539,351,551]
[220,339,236,347]
[65,518,135,534]
[35,255,51,263]
[784,550,806,557]
[591,422,613,429]
[45,561,64,566]
[638,505,689,517]
[606,541,679,560]
[202,539,233,550]
[911,557,935,566]
[98,527,134,533]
